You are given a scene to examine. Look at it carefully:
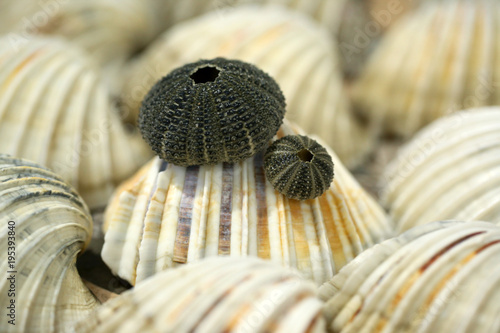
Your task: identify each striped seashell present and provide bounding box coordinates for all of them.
[352,0,500,137]
[319,220,500,333]
[102,120,392,286]
[0,36,152,209]
[75,257,325,333]
[0,155,98,332]
[121,5,374,167]
[381,107,500,233]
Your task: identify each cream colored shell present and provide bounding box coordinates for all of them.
[75,257,325,333]
[0,36,152,209]
[121,5,374,168]
[352,0,500,137]
[381,107,500,233]
[102,120,392,286]
[319,220,500,333]
[0,156,98,332]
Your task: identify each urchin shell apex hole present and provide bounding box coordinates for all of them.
[297,148,313,162]
[190,66,220,84]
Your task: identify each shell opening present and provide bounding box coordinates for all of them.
[190,65,220,84]
[297,148,314,162]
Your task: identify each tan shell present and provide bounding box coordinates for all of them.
[75,257,325,333]
[0,156,98,332]
[121,5,374,167]
[319,220,500,333]
[352,0,500,137]
[381,107,500,233]
[0,36,152,209]
[102,120,392,286]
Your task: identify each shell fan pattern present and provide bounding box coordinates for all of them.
[319,221,500,333]
[122,5,374,168]
[382,107,500,233]
[75,257,325,333]
[0,36,152,209]
[264,135,334,200]
[101,120,392,286]
[139,57,286,166]
[352,0,500,137]
[0,156,98,332]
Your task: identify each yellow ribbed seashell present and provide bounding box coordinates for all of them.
[0,155,98,332]
[381,107,500,233]
[319,220,500,333]
[352,0,500,137]
[102,120,392,286]
[121,5,374,167]
[0,36,152,208]
[75,257,325,333]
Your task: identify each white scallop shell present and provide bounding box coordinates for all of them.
[319,220,500,333]
[75,257,325,333]
[352,0,500,137]
[381,107,500,233]
[0,36,152,208]
[0,156,98,332]
[102,120,392,286]
[121,5,374,167]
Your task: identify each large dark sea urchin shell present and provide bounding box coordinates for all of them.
[264,135,334,200]
[138,58,286,166]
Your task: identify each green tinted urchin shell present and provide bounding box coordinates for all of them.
[264,135,334,200]
[138,57,286,166]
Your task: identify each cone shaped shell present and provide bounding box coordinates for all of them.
[75,257,324,333]
[319,221,500,333]
[352,0,500,137]
[121,5,374,167]
[102,120,392,286]
[0,156,98,332]
[382,107,500,233]
[0,37,152,208]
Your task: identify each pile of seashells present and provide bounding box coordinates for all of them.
[1,0,499,332]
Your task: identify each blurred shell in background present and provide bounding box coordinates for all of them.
[144,0,348,35]
[381,107,500,233]
[101,120,392,286]
[122,5,375,168]
[0,36,152,209]
[352,0,500,137]
[319,220,500,333]
[76,257,325,333]
[33,0,158,64]
[0,156,98,332]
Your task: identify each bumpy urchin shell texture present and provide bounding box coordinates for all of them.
[264,135,334,200]
[139,57,286,166]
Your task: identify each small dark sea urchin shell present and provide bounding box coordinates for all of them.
[264,135,334,200]
[138,58,286,166]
